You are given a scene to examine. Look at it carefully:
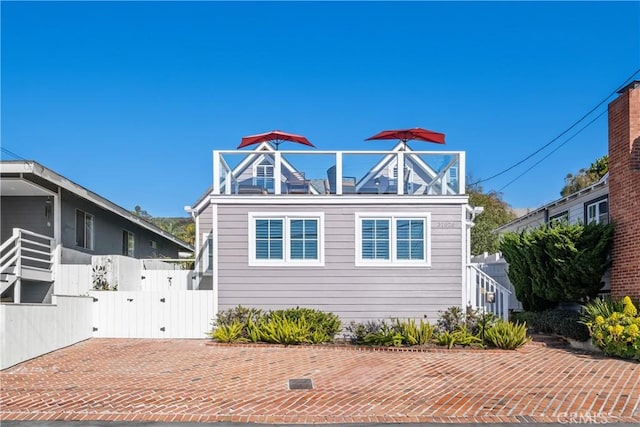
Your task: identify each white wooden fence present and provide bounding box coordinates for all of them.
[140,270,193,291]
[56,264,195,294]
[55,264,93,295]
[0,295,94,369]
[89,290,214,339]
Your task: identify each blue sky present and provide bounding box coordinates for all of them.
[2,1,639,217]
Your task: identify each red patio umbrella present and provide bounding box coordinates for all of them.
[365,127,446,150]
[238,130,315,150]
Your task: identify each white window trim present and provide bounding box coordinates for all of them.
[248,212,325,267]
[202,232,214,274]
[75,209,94,250]
[355,212,431,267]
[586,198,608,224]
[122,229,135,257]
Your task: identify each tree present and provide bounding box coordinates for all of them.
[500,221,614,311]
[560,155,608,196]
[133,205,152,220]
[130,206,195,246]
[468,184,516,255]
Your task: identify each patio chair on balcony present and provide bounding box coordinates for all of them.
[286,171,310,194]
[326,166,356,194]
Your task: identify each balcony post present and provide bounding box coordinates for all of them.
[397,151,405,195]
[212,151,221,195]
[274,151,282,195]
[458,152,466,194]
[336,152,343,195]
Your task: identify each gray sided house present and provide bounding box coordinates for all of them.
[1,160,193,303]
[497,173,609,233]
[486,173,610,301]
[188,142,509,324]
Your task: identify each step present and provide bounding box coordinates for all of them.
[530,333,570,348]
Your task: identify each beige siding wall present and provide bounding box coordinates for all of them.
[215,201,465,324]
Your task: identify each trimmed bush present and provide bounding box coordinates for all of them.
[500,222,614,311]
[513,309,590,342]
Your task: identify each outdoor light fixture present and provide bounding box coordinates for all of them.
[486,291,495,304]
[480,289,496,347]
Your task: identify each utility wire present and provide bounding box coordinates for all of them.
[0,147,27,161]
[497,109,607,193]
[471,67,640,186]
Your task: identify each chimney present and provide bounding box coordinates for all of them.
[608,80,640,300]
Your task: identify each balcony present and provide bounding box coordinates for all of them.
[212,148,465,196]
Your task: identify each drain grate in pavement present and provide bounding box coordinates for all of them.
[288,378,313,390]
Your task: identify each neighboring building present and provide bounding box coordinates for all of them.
[1,160,193,303]
[496,173,609,234]
[188,141,510,324]
[493,80,640,303]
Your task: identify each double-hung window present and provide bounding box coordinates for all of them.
[75,209,94,250]
[356,213,430,266]
[249,213,324,266]
[122,230,135,257]
[548,211,569,227]
[585,197,609,224]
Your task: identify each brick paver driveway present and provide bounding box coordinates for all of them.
[1,339,639,424]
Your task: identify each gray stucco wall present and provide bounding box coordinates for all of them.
[215,201,465,324]
[1,196,54,242]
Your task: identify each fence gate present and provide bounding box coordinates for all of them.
[90,290,214,338]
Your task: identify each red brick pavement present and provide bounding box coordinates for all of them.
[1,339,638,424]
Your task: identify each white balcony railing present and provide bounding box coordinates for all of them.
[212,149,466,196]
[466,264,511,321]
[1,228,54,303]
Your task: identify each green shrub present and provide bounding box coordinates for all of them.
[484,321,530,350]
[259,313,310,346]
[209,321,247,343]
[246,317,263,343]
[582,296,640,360]
[345,320,385,344]
[346,318,435,347]
[434,327,480,349]
[395,318,434,345]
[363,324,404,347]
[210,305,341,345]
[510,310,536,325]
[269,307,341,342]
[215,305,264,327]
[515,309,590,341]
[582,296,625,320]
[437,306,497,335]
[500,222,614,311]
[434,330,456,349]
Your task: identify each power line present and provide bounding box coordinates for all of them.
[0,147,27,161]
[471,68,640,186]
[497,109,607,193]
